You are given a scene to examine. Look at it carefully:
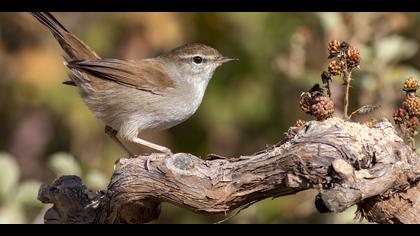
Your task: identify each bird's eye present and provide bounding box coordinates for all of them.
[192,56,203,64]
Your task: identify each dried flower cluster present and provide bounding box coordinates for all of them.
[402,96,420,116]
[393,77,420,149]
[326,40,361,77]
[326,40,362,120]
[327,40,340,58]
[296,40,364,122]
[294,119,306,127]
[403,77,419,93]
[294,40,417,151]
[299,85,334,121]
[311,96,335,120]
[346,46,361,70]
[328,60,343,76]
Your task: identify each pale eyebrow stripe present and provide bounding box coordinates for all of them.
[178,55,217,60]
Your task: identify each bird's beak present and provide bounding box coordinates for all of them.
[218,56,239,64]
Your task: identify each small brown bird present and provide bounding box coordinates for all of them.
[29,12,237,168]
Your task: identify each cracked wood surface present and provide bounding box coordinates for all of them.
[38,118,420,224]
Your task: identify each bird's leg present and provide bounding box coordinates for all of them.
[131,137,172,170]
[131,137,172,154]
[104,126,135,157]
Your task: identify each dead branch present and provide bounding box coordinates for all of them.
[37,118,420,224]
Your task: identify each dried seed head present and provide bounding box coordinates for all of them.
[328,60,343,76]
[393,108,407,124]
[402,96,420,116]
[328,40,341,58]
[408,116,420,130]
[294,119,306,127]
[403,77,419,93]
[346,46,361,70]
[299,92,312,114]
[311,95,334,121]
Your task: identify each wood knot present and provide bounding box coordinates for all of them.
[168,153,194,171]
[332,159,355,182]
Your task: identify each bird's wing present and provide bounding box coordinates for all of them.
[67,59,175,94]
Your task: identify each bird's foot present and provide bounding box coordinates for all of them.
[145,148,173,171]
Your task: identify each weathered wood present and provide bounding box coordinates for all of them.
[37,118,420,224]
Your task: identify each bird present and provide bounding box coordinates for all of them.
[29,12,238,169]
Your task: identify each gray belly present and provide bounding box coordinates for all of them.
[77,75,204,139]
[83,86,198,136]
[130,94,198,133]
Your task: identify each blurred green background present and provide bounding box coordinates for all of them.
[0,12,419,224]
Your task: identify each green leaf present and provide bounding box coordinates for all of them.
[15,180,43,208]
[333,206,372,224]
[85,170,108,190]
[349,105,381,119]
[0,203,26,224]
[48,152,82,177]
[0,153,20,201]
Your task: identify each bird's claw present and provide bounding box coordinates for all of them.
[145,149,172,171]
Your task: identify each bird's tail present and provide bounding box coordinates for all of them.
[29,12,99,61]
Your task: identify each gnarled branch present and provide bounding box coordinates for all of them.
[38,118,420,224]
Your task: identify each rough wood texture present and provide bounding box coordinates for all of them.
[38,118,420,224]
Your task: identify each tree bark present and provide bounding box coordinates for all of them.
[37,118,420,224]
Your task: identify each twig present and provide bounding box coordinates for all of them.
[343,70,352,119]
